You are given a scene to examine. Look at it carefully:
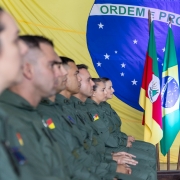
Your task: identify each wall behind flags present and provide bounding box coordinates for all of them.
[1,0,180,163]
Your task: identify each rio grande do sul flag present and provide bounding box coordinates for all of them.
[139,20,163,145]
[160,25,180,156]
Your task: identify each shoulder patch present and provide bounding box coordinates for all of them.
[68,116,76,124]
[16,133,24,146]
[11,147,27,165]
[93,114,99,121]
[46,118,55,129]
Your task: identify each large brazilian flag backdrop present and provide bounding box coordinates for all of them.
[1,0,180,163]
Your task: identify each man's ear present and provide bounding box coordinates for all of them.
[23,62,33,80]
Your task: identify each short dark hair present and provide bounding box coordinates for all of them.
[19,35,40,48]
[77,64,88,70]
[100,77,110,83]
[0,7,4,32]
[0,8,5,53]
[92,78,103,91]
[19,35,53,48]
[60,56,74,65]
[34,35,54,47]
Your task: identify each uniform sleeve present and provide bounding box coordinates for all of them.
[0,143,19,180]
[48,116,101,180]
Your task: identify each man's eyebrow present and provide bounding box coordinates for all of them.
[76,70,79,73]
[51,61,62,65]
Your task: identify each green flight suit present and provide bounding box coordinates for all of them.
[71,96,157,180]
[0,90,70,180]
[38,94,118,180]
[70,96,112,162]
[0,108,19,180]
[85,98,157,180]
[100,102,156,158]
[0,143,19,180]
[37,98,101,180]
[0,108,33,180]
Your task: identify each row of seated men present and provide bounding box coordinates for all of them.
[0,7,157,180]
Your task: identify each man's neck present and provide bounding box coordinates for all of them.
[73,93,87,102]
[60,90,71,99]
[49,95,56,102]
[9,83,41,107]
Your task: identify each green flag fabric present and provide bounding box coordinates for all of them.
[160,25,180,156]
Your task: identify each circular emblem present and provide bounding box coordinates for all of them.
[161,76,179,108]
[148,75,160,103]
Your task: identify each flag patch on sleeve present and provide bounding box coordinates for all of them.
[93,114,99,121]
[46,118,55,129]
[16,133,24,146]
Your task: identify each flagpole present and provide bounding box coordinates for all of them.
[166,16,172,171]
[148,9,151,33]
[148,9,161,171]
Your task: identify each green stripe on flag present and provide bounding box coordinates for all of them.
[160,109,180,156]
[160,25,180,156]
[163,27,178,71]
[148,21,159,77]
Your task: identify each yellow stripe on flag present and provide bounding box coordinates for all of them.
[139,88,146,108]
[162,66,178,81]
[139,89,163,144]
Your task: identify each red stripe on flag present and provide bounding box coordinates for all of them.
[153,95,162,128]
[142,113,145,125]
[141,53,153,99]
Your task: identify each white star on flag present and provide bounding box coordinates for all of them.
[162,47,165,52]
[121,63,126,68]
[115,51,118,54]
[104,53,110,60]
[131,79,137,85]
[157,57,159,61]
[97,62,102,67]
[162,63,163,66]
[133,39,138,44]
[120,72,124,76]
[98,22,104,29]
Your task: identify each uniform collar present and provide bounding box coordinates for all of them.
[70,96,86,106]
[0,90,36,111]
[40,98,56,106]
[55,94,71,105]
[85,98,99,106]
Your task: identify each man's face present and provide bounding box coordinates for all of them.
[65,62,81,95]
[55,57,67,93]
[33,43,62,98]
[79,68,95,98]
[0,11,27,89]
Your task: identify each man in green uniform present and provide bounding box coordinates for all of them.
[72,64,157,180]
[38,57,133,180]
[0,8,32,180]
[0,35,70,180]
[42,57,156,180]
